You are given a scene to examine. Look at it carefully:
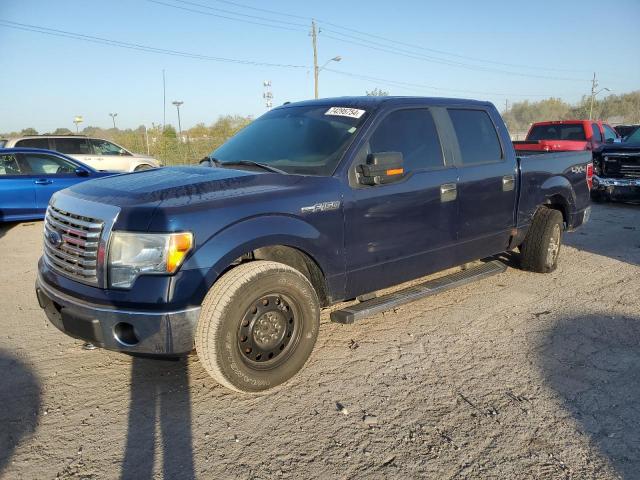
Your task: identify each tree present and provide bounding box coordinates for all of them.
[366,88,389,96]
[20,127,38,135]
[162,125,177,139]
[52,127,72,135]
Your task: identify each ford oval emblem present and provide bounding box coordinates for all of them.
[47,230,63,247]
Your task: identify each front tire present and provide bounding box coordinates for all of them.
[196,261,320,393]
[134,164,153,171]
[520,208,564,273]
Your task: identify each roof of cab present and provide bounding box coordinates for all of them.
[274,96,492,110]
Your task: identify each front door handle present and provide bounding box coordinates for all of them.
[440,183,457,202]
[34,179,53,185]
[502,175,515,192]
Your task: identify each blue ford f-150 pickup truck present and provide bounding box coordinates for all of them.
[35,97,592,392]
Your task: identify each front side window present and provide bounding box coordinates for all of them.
[449,109,502,165]
[591,123,603,142]
[365,109,444,172]
[21,153,77,175]
[15,138,50,149]
[0,154,23,175]
[91,139,129,156]
[54,138,92,155]
[603,125,618,141]
[211,106,368,175]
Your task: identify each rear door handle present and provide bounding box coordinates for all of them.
[34,179,53,185]
[502,175,515,192]
[440,183,457,202]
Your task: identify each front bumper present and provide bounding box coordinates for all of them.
[592,175,640,200]
[35,275,201,356]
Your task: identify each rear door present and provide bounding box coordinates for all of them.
[18,152,84,212]
[51,137,94,167]
[344,106,459,297]
[447,107,517,262]
[0,153,37,220]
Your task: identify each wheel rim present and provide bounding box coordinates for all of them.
[237,294,299,369]
[546,224,561,267]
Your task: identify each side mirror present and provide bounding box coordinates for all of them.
[75,168,90,177]
[357,152,404,186]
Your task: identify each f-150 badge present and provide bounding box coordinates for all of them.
[301,201,341,214]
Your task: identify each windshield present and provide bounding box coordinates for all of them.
[624,127,640,143]
[210,105,368,175]
[527,124,586,141]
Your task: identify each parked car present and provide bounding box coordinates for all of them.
[1,135,161,172]
[614,124,640,139]
[0,148,115,222]
[35,97,592,393]
[591,127,640,202]
[513,120,618,155]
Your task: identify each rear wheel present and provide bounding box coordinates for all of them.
[520,208,564,273]
[196,261,320,393]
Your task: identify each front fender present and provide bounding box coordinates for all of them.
[174,214,343,305]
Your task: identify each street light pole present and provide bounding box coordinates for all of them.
[309,20,343,99]
[172,101,183,140]
[109,112,118,130]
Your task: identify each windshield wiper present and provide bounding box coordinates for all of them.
[220,160,287,174]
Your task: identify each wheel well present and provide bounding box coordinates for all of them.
[227,245,329,307]
[543,195,568,226]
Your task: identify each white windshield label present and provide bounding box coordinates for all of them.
[325,107,365,119]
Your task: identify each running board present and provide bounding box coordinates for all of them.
[330,260,507,324]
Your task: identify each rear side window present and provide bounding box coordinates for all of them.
[0,154,23,175]
[53,138,92,155]
[591,123,602,142]
[367,109,444,172]
[448,109,502,165]
[15,138,50,149]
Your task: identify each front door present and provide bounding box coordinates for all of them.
[344,107,459,298]
[19,152,84,213]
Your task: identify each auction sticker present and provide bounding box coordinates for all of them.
[325,107,365,119]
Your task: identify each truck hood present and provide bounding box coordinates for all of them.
[600,141,640,154]
[64,166,305,230]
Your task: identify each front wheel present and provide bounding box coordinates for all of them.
[134,164,153,171]
[196,261,320,393]
[519,208,564,273]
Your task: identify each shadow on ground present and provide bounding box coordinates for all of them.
[120,357,195,480]
[538,314,640,478]
[0,221,21,240]
[0,349,41,475]
[564,202,640,265]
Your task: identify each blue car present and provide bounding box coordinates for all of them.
[0,148,114,222]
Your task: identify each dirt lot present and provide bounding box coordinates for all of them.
[1,202,639,479]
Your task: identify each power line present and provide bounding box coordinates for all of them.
[198,0,590,75]
[0,20,308,68]
[146,0,307,31]
[322,68,566,98]
[321,31,587,82]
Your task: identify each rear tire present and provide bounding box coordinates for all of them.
[520,208,564,273]
[196,261,320,393]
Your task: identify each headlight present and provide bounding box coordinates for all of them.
[108,232,193,288]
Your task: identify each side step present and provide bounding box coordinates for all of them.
[330,260,507,324]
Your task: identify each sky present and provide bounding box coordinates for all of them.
[0,0,639,133]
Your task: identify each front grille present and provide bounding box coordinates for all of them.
[604,154,640,179]
[44,206,104,285]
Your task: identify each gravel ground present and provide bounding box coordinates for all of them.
[1,202,639,480]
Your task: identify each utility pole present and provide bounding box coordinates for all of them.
[311,20,319,99]
[109,112,118,129]
[172,100,184,141]
[589,72,610,121]
[162,69,167,130]
[504,99,509,113]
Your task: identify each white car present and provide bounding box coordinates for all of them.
[1,136,161,172]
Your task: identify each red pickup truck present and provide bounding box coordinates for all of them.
[513,120,619,155]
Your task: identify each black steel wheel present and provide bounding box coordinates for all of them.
[196,261,320,393]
